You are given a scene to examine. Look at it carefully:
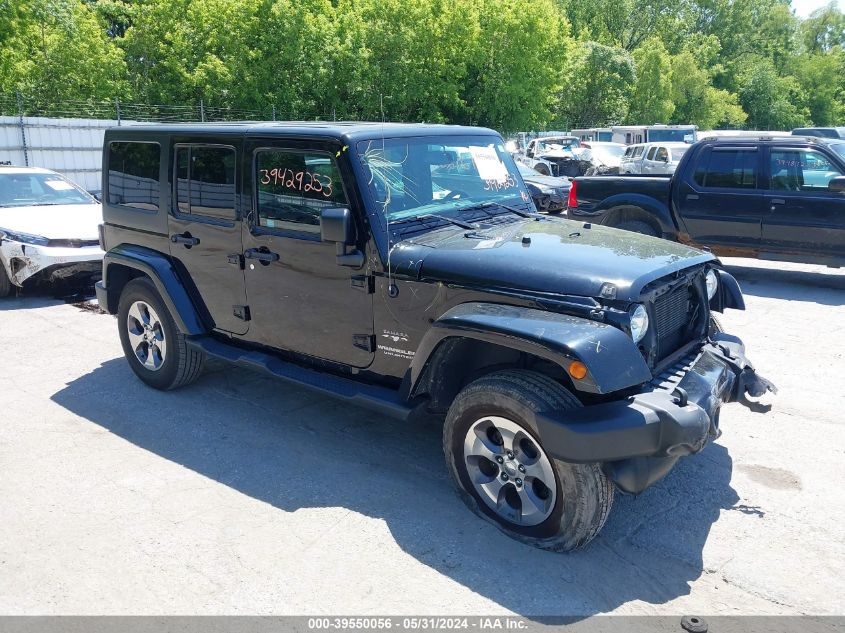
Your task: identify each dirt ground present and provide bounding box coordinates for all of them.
[0,257,843,616]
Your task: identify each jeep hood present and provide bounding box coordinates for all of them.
[390,217,713,302]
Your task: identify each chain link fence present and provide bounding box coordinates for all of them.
[0,92,280,123]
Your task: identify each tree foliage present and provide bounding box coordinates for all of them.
[1,0,844,132]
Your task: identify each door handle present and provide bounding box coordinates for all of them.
[171,233,200,247]
[686,194,699,200]
[770,198,786,205]
[244,247,279,264]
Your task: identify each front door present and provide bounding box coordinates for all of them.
[239,139,375,368]
[763,146,845,258]
[168,142,248,334]
[676,145,764,249]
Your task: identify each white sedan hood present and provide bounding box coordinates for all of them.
[0,203,103,240]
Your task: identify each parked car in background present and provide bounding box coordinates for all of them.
[0,166,103,297]
[619,143,647,174]
[791,127,845,140]
[641,143,690,175]
[619,142,689,175]
[569,135,845,266]
[515,135,584,177]
[579,141,625,174]
[516,163,570,213]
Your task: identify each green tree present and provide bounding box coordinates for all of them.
[0,0,129,107]
[627,38,674,124]
[670,50,746,129]
[463,0,572,133]
[559,41,635,127]
[800,2,845,53]
[737,59,810,129]
[790,51,845,125]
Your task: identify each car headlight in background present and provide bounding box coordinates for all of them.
[0,229,50,246]
[706,269,718,300]
[630,303,649,343]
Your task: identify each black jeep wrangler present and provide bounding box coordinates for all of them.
[96,123,774,551]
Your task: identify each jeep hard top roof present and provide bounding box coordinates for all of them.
[105,121,500,143]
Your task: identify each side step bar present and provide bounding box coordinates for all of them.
[187,336,412,421]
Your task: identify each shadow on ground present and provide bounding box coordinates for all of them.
[0,280,95,311]
[52,358,745,617]
[724,263,845,305]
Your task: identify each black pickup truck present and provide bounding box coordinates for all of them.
[568,135,845,266]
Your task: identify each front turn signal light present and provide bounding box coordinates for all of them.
[568,361,588,380]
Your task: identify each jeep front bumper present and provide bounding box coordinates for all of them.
[532,333,775,494]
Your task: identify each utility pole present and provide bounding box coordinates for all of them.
[115,97,122,126]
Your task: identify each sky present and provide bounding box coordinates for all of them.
[791,0,839,17]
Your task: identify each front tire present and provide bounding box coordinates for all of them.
[117,277,204,390]
[443,370,614,551]
[615,219,659,237]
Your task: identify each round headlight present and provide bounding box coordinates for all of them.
[706,269,718,300]
[630,304,649,344]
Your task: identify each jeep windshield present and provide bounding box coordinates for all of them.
[356,135,533,223]
[0,172,95,207]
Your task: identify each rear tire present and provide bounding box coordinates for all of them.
[615,220,659,237]
[117,277,204,390]
[443,369,614,551]
[0,264,10,298]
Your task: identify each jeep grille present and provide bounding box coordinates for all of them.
[653,283,695,360]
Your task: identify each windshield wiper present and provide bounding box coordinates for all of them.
[458,201,541,219]
[393,214,479,230]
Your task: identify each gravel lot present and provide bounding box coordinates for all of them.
[1,258,843,616]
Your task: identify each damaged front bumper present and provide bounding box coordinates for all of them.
[0,240,103,288]
[532,333,775,494]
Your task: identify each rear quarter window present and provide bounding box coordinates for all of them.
[107,142,161,211]
[693,148,757,189]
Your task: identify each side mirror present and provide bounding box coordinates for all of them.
[829,176,845,193]
[320,207,364,267]
[321,207,354,245]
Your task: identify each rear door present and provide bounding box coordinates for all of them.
[763,146,845,257]
[168,141,248,334]
[676,145,764,248]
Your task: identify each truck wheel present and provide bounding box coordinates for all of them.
[117,277,204,390]
[615,220,659,237]
[0,264,10,298]
[443,370,614,551]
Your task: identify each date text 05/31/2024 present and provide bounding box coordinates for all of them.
[307,617,529,630]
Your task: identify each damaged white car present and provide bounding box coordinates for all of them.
[0,166,104,297]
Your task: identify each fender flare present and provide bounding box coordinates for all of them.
[595,193,676,236]
[409,302,652,397]
[101,244,206,335]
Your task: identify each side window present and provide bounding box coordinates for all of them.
[694,149,757,189]
[108,142,160,211]
[656,147,669,161]
[623,147,633,158]
[646,147,657,160]
[770,148,843,191]
[255,149,348,234]
[173,145,236,219]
